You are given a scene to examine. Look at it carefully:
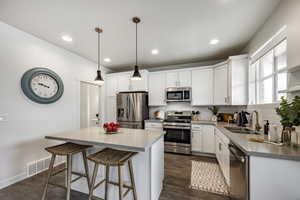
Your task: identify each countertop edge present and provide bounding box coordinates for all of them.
[45,135,147,152]
[213,125,300,162]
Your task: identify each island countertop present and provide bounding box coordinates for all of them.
[45,127,165,152]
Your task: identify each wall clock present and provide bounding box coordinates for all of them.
[21,68,64,104]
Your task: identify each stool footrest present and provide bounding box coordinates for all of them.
[123,188,131,198]
[72,171,87,177]
[48,182,67,190]
[94,179,106,190]
[51,167,67,177]
[91,195,104,200]
[108,181,133,189]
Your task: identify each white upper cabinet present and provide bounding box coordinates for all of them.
[213,55,248,105]
[178,71,192,87]
[118,73,131,92]
[131,71,149,91]
[228,55,248,105]
[192,68,214,105]
[166,71,178,87]
[105,70,149,96]
[166,70,191,88]
[214,64,228,105]
[148,72,166,106]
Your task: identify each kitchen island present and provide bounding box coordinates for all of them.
[45,127,165,200]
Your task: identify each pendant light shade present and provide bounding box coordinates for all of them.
[94,27,104,84]
[95,69,104,83]
[131,17,142,81]
[132,65,142,80]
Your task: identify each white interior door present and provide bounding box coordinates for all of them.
[80,82,101,128]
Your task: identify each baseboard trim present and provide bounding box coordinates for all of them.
[0,172,27,190]
[0,161,66,190]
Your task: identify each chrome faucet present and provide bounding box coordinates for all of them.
[252,110,262,132]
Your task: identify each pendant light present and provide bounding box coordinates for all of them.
[131,17,142,81]
[94,27,104,84]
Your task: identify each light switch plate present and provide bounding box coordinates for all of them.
[0,114,8,122]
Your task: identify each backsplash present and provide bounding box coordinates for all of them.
[246,104,281,125]
[149,102,246,120]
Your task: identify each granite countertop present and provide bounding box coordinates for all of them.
[45,127,165,152]
[216,123,300,161]
[192,120,300,161]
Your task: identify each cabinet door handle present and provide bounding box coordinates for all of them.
[219,143,222,151]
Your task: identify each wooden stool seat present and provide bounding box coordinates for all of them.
[42,142,91,200]
[88,148,137,166]
[87,148,138,200]
[45,142,91,155]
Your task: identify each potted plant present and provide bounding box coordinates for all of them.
[208,106,219,122]
[276,96,300,144]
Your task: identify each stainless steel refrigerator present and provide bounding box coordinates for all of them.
[117,91,149,129]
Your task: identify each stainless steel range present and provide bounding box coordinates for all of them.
[163,111,191,154]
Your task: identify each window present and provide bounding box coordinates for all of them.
[249,39,287,104]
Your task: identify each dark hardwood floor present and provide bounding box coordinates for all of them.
[0,153,229,200]
[160,153,229,200]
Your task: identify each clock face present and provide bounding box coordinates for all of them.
[21,68,64,104]
[30,74,59,98]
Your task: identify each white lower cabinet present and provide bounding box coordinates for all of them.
[145,121,163,131]
[191,125,215,154]
[215,128,230,185]
[191,130,202,152]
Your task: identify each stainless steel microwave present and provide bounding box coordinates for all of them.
[166,87,192,102]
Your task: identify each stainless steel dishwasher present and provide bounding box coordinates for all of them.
[229,143,249,200]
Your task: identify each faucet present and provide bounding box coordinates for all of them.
[252,111,262,132]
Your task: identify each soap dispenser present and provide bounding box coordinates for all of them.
[264,120,270,135]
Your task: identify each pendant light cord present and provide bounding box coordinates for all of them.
[98,30,101,70]
[135,22,138,66]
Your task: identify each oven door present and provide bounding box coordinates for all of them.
[164,126,191,154]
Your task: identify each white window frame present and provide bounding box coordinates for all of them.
[249,27,287,105]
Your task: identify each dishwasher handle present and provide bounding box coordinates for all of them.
[229,144,246,163]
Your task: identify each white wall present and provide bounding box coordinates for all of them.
[0,21,108,188]
[243,0,300,69]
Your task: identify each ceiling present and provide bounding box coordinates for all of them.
[0,0,281,71]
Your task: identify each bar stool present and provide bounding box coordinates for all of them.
[41,142,92,200]
[87,148,138,200]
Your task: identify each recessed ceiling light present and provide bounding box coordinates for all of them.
[104,58,111,63]
[62,35,73,42]
[151,49,159,55]
[210,39,219,45]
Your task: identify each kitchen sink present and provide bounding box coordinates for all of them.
[225,127,259,135]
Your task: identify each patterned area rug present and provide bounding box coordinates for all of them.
[190,160,229,196]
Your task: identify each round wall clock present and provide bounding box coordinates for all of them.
[21,68,64,104]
